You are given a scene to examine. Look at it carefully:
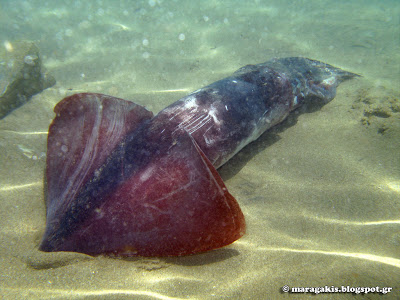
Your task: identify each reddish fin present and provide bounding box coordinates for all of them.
[42,117,245,256]
[45,93,153,224]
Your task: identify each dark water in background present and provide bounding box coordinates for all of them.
[0,0,399,298]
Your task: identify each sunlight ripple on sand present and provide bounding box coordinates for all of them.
[386,181,400,193]
[0,182,42,192]
[2,288,186,300]
[260,247,400,269]
[3,130,48,135]
[308,215,400,226]
[150,88,191,93]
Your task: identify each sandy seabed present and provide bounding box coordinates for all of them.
[0,1,399,299]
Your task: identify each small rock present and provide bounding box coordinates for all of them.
[0,41,56,119]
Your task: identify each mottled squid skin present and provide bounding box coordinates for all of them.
[156,57,357,167]
[40,57,358,256]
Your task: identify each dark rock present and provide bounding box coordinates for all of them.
[0,41,56,119]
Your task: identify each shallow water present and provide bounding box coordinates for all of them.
[0,0,399,299]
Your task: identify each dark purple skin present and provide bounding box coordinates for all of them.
[110,57,358,195]
[154,57,359,167]
[40,57,358,256]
